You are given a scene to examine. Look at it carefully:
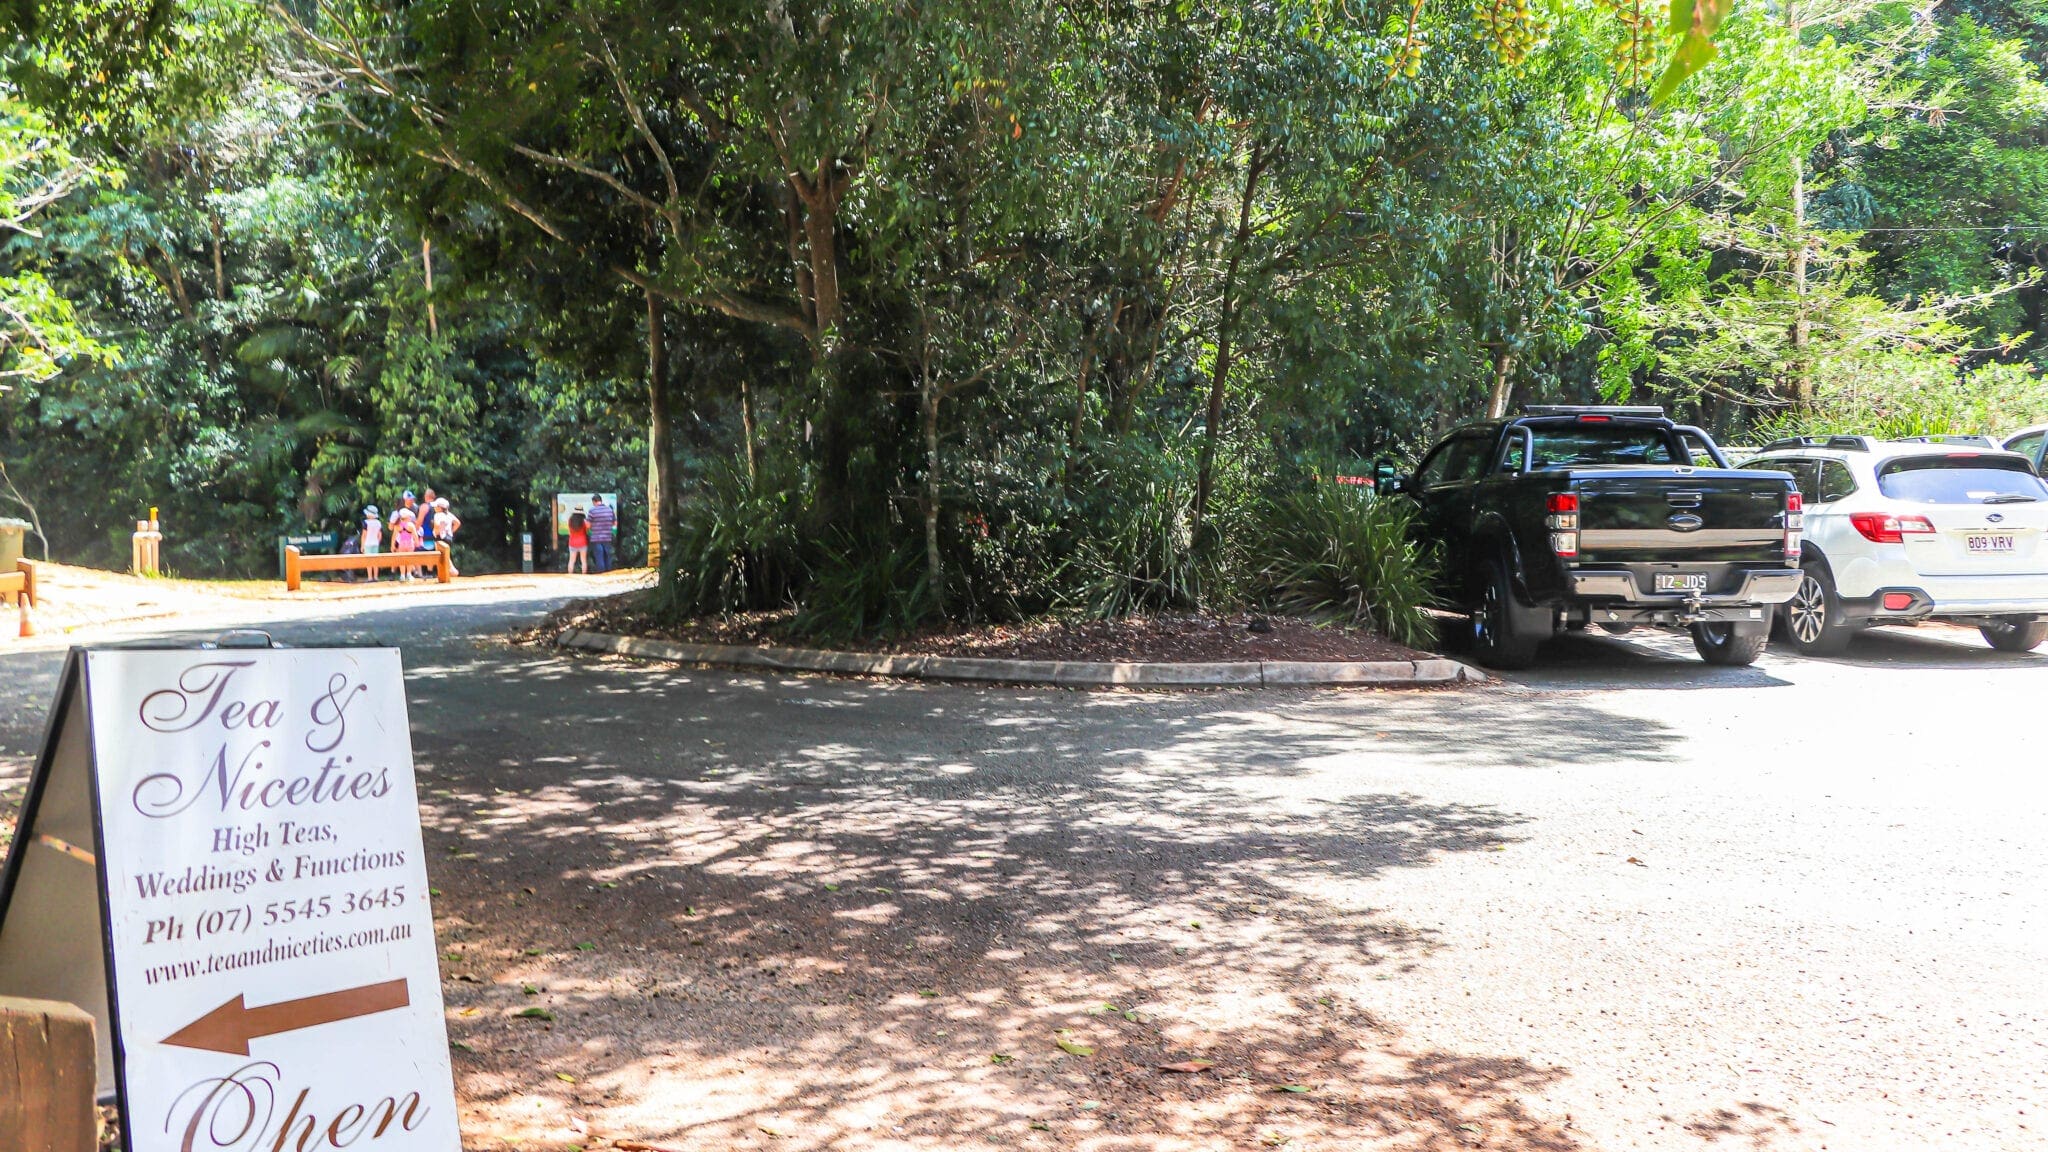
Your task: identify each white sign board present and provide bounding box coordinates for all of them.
[0,646,459,1152]
[550,493,618,539]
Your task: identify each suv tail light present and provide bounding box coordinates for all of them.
[1546,493,1579,558]
[1849,512,1936,544]
[1785,492,1804,563]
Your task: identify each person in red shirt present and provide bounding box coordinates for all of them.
[566,508,589,574]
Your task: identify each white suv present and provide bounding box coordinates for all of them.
[1738,437,2048,654]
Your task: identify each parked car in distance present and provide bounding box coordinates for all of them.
[1739,436,2048,654]
[1998,425,2048,476]
[1387,406,1802,670]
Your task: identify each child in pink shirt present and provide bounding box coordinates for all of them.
[393,509,422,580]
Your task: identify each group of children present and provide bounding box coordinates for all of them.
[354,488,461,580]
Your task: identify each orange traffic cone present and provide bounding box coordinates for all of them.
[18,600,37,638]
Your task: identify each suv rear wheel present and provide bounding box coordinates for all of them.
[1778,562,1854,656]
[1691,620,1769,666]
[1980,617,2048,653]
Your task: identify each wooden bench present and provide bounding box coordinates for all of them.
[285,542,452,591]
[0,558,36,607]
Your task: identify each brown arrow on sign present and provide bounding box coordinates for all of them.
[162,978,410,1055]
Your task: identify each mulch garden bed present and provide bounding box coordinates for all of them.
[521,591,1435,665]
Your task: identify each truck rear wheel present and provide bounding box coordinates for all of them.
[1469,558,1539,670]
[1980,617,2048,653]
[1691,620,1769,666]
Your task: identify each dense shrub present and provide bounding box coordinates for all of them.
[1249,484,1440,647]
[659,462,803,617]
[794,533,936,640]
[1062,437,1206,619]
[657,426,1442,648]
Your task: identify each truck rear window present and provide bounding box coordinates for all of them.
[1521,427,1680,469]
[1875,457,2047,504]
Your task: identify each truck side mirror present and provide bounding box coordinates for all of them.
[1372,458,1406,493]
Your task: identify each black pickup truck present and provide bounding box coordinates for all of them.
[1387,406,1803,669]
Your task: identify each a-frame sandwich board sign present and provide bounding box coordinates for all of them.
[0,643,460,1151]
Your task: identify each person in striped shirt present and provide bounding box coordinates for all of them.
[586,493,617,573]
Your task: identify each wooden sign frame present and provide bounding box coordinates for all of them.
[0,642,459,1152]
[0,650,118,1104]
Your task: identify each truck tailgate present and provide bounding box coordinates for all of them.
[1574,469,1792,563]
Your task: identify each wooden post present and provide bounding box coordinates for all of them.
[0,996,97,1152]
[285,545,303,592]
[435,542,452,584]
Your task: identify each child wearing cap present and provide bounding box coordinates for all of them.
[360,505,383,582]
[431,497,460,575]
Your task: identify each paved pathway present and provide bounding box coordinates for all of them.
[2,588,2042,1151]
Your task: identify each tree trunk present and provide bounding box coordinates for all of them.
[1786,0,1813,409]
[1071,324,1097,448]
[1789,153,1812,408]
[739,375,759,486]
[0,459,50,560]
[155,248,194,320]
[209,213,227,301]
[423,235,439,341]
[1193,146,1266,537]
[1486,340,1519,419]
[921,377,945,617]
[646,290,677,589]
[803,163,843,341]
[784,184,816,332]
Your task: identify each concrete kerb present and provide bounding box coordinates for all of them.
[554,628,1486,688]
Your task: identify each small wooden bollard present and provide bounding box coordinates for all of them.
[129,516,162,577]
[0,996,97,1152]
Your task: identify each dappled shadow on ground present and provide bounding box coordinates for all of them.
[1471,631,1794,693]
[395,646,1674,1150]
[1678,1101,1804,1149]
[0,647,71,858]
[1782,623,2048,671]
[0,607,1684,1150]
[1494,619,2048,689]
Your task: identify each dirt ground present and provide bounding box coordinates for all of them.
[425,782,1558,1152]
[9,587,2045,1152]
[534,593,1431,664]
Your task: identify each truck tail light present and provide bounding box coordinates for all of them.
[1849,512,1935,544]
[1546,493,1579,557]
[1785,492,1803,562]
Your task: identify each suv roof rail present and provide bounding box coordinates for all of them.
[1893,434,1999,448]
[1757,434,1875,453]
[1520,404,1667,418]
